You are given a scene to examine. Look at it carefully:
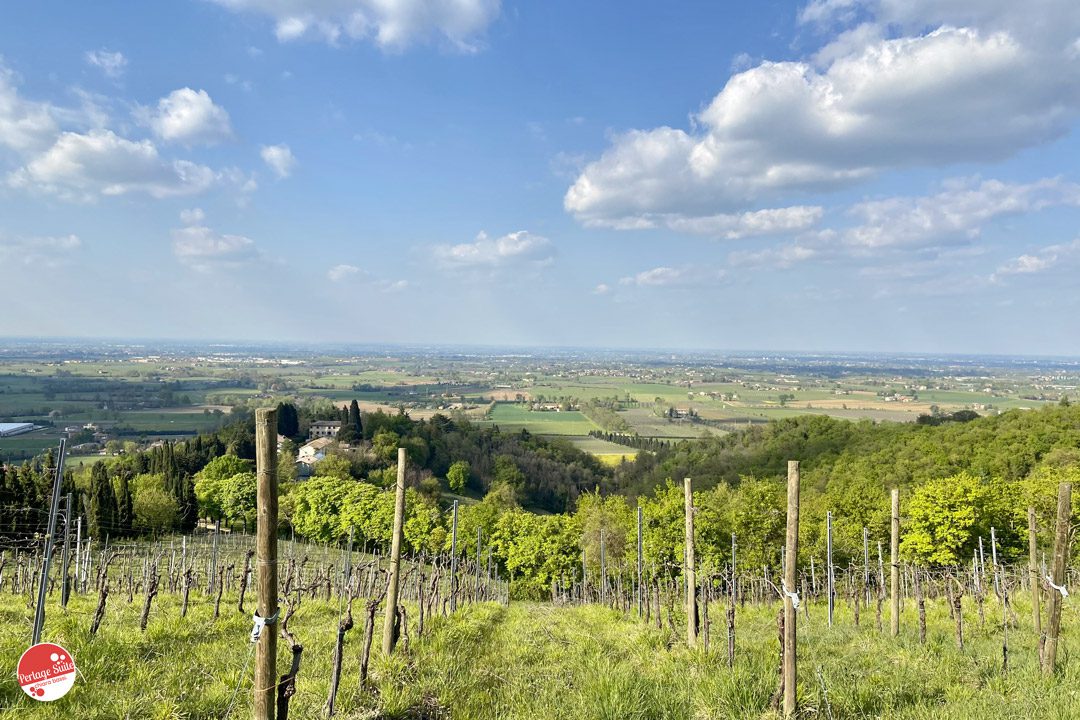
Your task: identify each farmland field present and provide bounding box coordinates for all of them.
[478,403,600,436]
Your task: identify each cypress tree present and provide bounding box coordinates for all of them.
[88,462,118,539]
[338,399,364,444]
[277,402,300,439]
[116,472,133,536]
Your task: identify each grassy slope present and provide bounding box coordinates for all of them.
[3,589,1078,719]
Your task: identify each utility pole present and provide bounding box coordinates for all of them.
[32,438,66,645]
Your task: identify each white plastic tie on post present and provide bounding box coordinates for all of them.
[782,579,801,610]
[1046,575,1069,598]
[250,609,280,643]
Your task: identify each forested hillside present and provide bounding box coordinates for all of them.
[4,401,1080,599]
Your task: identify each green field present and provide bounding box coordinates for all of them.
[479,403,600,436]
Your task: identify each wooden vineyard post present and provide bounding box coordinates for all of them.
[684,477,697,647]
[254,407,278,720]
[382,448,407,656]
[782,461,800,717]
[450,500,459,613]
[600,529,607,606]
[1042,482,1071,675]
[1028,507,1041,636]
[890,488,900,638]
[863,526,870,607]
[728,532,737,668]
[637,506,643,618]
[826,511,834,628]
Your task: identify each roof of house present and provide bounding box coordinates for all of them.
[300,437,334,453]
[311,420,342,428]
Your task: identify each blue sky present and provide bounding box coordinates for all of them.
[2,0,1080,354]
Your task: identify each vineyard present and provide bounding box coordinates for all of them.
[1,462,1078,716]
[2,406,1080,718]
[0,526,1077,718]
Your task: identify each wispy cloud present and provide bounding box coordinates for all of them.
[84,49,128,79]
[433,231,554,271]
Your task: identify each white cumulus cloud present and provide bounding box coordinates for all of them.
[0,63,60,155]
[842,177,1080,250]
[566,19,1080,227]
[142,88,232,145]
[9,129,218,200]
[261,144,296,179]
[209,0,501,51]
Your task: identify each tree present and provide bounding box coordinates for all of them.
[88,462,118,539]
[447,460,470,493]
[221,472,258,532]
[276,402,300,438]
[494,455,526,489]
[313,453,353,479]
[900,472,1016,566]
[115,472,134,537]
[134,483,178,535]
[338,399,364,444]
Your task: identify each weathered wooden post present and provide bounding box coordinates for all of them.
[728,532,736,668]
[783,461,800,717]
[1042,482,1071,675]
[890,488,900,637]
[990,526,1001,600]
[599,529,607,606]
[863,526,870,606]
[826,510,834,628]
[684,477,697,647]
[254,407,278,720]
[636,506,643,617]
[382,448,407,656]
[1028,507,1041,635]
[450,499,459,612]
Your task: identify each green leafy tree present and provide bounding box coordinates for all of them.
[901,472,1016,566]
[494,455,526,490]
[447,460,470,493]
[221,472,258,532]
[133,483,178,535]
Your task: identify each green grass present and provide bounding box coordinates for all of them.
[4,587,1078,719]
[478,404,600,436]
